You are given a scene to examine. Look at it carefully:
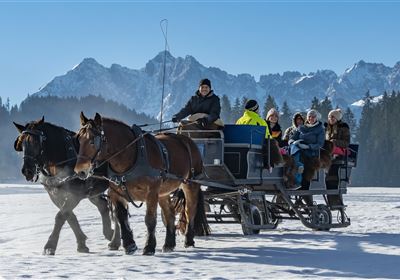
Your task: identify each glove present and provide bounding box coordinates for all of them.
[293,139,303,146]
[171,116,179,123]
[298,143,310,149]
[197,117,208,128]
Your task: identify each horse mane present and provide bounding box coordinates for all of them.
[102,117,132,131]
[28,121,76,165]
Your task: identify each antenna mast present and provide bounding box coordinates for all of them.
[159,19,169,131]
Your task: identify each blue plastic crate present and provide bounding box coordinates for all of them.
[223,124,266,146]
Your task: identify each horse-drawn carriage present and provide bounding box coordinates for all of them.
[13,115,358,255]
[182,124,358,234]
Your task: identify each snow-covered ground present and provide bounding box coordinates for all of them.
[0,184,399,279]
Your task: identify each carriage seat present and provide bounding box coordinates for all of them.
[223,125,266,179]
[331,144,359,167]
[223,124,265,148]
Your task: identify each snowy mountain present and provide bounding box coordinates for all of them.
[34,52,400,120]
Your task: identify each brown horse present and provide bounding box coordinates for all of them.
[74,112,210,255]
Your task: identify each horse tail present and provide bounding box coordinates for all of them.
[172,188,211,236]
[172,189,186,235]
[193,187,211,236]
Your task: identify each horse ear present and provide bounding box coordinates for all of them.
[38,116,45,124]
[13,122,25,133]
[80,111,88,126]
[94,113,102,127]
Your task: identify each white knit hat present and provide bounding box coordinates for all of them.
[266,108,279,121]
[328,109,343,121]
[307,109,320,120]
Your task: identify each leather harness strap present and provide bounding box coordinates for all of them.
[106,126,198,207]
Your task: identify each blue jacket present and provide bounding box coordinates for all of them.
[291,121,325,157]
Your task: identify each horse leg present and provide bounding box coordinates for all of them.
[181,183,200,248]
[143,192,158,255]
[107,209,121,251]
[115,200,137,255]
[159,196,176,253]
[65,211,89,253]
[43,211,67,255]
[88,195,114,241]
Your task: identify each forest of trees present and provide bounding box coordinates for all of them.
[0,94,158,182]
[1,91,399,186]
[353,91,400,186]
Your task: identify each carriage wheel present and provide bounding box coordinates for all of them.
[226,203,241,222]
[265,207,279,229]
[309,204,332,231]
[241,205,261,235]
[273,194,290,208]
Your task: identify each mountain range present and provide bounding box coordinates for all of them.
[35,51,400,120]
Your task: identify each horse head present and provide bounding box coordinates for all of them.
[74,112,107,179]
[13,116,46,181]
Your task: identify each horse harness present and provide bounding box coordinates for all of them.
[103,125,196,208]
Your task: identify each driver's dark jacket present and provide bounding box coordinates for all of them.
[172,90,221,123]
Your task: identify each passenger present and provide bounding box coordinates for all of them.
[265,108,284,147]
[236,100,281,169]
[325,109,350,158]
[282,112,305,146]
[289,109,325,198]
[236,99,271,138]
[171,78,223,131]
[325,108,350,210]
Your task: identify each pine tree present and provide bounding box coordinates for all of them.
[280,101,292,131]
[263,94,278,118]
[240,97,248,113]
[5,97,10,112]
[310,97,320,111]
[231,97,242,123]
[319,97,333,123]
[220,94,232,124]
[342,107,357,141]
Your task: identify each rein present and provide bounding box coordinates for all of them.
[86,120,196,171]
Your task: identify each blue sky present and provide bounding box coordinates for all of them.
[1,1,399,106]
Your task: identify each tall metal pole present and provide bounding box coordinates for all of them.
[159,19,169,131]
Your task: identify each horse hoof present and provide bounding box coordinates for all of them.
[142,250,155,256]
[162,246,175,253]
[108,243,120,251]
[124,243,138,255]
[43,248,56,255]
[77,245,90,253]
[142,246,155,255]
[184,242,195,248]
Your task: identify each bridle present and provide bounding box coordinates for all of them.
[19,127,79,183]
[20,129,47,177]
[77,123,107,176]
